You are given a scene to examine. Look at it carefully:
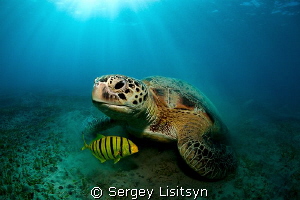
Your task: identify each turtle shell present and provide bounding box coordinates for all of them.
[142,76,220,124]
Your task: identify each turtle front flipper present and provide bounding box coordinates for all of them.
[176,114,236,180]
[82,115,124,136]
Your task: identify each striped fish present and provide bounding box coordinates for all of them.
[82,134,138,164]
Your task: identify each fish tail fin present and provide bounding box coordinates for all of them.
[81,133,89,150]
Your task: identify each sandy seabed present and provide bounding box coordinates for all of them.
[0,92,299,200]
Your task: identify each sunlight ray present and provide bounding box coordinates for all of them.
[49,0,159,20]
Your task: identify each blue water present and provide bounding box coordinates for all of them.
[1,1,300,199]
[1,0,299,112]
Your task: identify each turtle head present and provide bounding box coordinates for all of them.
[92,75,149,119]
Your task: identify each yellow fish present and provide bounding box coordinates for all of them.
[82,134,138,164]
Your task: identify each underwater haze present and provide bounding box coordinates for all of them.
[1,0,300,199]
[1,0,299,107]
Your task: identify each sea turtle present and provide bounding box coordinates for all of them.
[90,74,236,179]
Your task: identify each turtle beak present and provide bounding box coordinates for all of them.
[92,77,119,104]
[92,81,105,103]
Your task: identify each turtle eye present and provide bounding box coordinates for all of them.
[115,81,125,89]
